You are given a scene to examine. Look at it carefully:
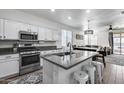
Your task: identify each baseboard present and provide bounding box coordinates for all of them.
[0,73,19,80]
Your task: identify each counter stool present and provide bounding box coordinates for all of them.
[82,65,96,84]
[73,71,89,84]
[92,61,104,83]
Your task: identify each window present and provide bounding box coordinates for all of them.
[61,29,72,47]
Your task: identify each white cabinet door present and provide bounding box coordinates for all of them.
[29,25,38,33]
[45,28,52,40]
[0,19,4,39]
[0,60,19,78]
[52,31,57,41]
[4,20,21,39]
[38,27,45,40]
[53,30,61,41]
[58,31,62,41]
[20,24,38,33]
[20,23,29,31]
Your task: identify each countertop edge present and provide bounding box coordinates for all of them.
[41,54,96,70]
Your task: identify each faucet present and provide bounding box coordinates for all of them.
[67,42,72,53]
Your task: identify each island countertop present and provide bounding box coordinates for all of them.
[41,50,98,70]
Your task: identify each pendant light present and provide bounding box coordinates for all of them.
[84,20,94,34]
[109,25,113,32]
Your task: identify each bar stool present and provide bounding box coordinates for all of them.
[73,71,89,84]
[92,61,104,83]
[82,65,96,84]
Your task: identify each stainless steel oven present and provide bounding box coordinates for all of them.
[18,43,41,75]
[19,51,40,75]
[19,31,38,41]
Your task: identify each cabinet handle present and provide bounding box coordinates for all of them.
[4,36,6,38]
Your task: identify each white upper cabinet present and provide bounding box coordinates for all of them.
[1,19,59,41]
[4,20,21,40]
[29,25,39,33]
[19,23,39,33]
[38,27,45,40]
[19,23,29,31]
[52,30,60,41]
[38,27,61,41]
[45,28,53,40]
[52,31,56,40]
[0,19,4,39]
[4,20,39,40]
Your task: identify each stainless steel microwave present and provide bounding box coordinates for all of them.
[19,31,38,40]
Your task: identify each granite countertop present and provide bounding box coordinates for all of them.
[0,46,60,56]
[74,47,98,51]
[41,50,98,69]
[0,52,18,55]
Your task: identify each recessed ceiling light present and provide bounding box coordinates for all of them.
[51,9,55,12]
[86,10,91,13]
[68,16,72,20]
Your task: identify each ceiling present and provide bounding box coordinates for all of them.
[19,9,124,30]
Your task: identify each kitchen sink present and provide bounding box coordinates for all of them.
[56,52,75,56]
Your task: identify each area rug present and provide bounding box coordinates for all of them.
[105,54,124,66]
[8,71,43,84]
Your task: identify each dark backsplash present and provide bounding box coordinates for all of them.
[37,46,57,51]
[0,46,57,55]
[0,48,15,55]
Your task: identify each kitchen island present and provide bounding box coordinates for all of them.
[41,50,97,84]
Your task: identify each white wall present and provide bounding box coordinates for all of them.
[96,27,109,47]
[81,26,110,47]
[73,31,84,46]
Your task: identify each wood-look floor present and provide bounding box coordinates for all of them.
[103,63,124,84]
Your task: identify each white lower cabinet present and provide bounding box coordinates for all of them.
[40,50,57,67]
[0,60,19,78]
[0,54,19,78]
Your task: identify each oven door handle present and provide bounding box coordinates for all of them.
[21,53,40,57]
